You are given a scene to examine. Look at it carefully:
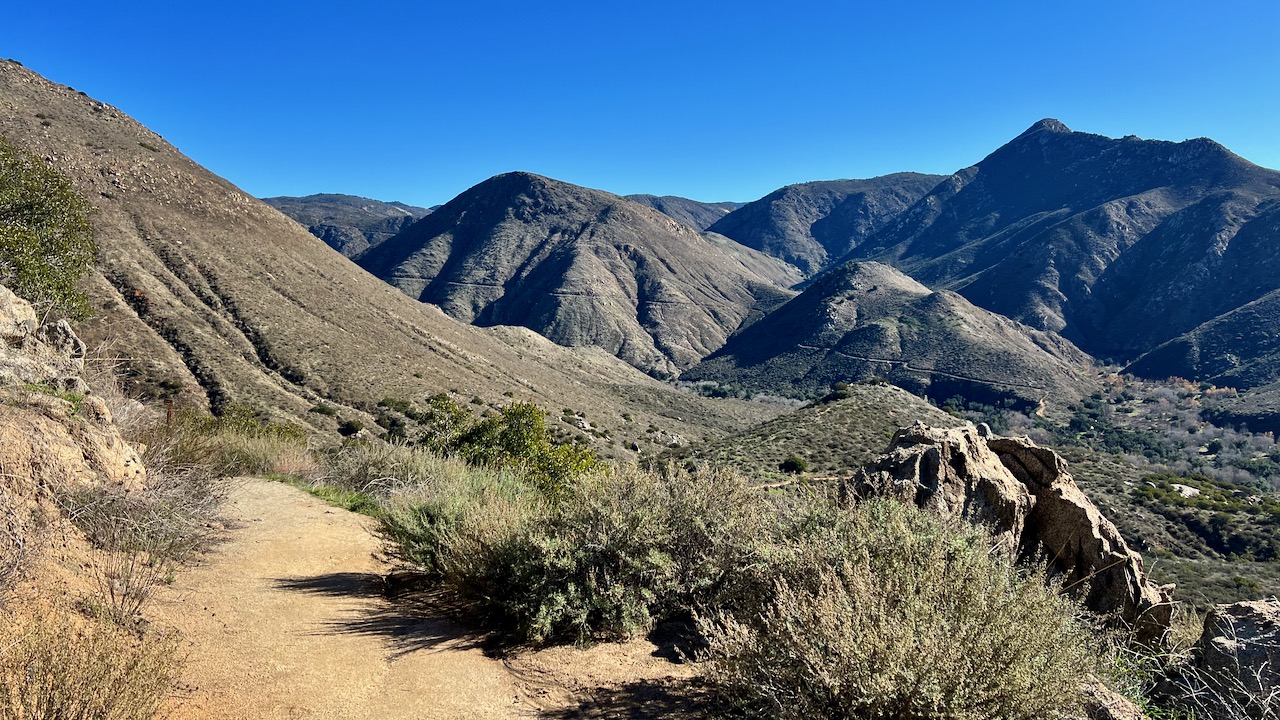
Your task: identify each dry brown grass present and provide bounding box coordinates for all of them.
[82,351,157,438]
[0,489,35,600]
[0,606,180,720]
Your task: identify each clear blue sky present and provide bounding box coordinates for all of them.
[4,1,1277,206]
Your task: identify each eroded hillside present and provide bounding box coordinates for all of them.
[0,59,783,451]
[358,171,802,374]
[684,261,1096,409]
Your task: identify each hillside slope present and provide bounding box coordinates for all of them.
[0,60,780,447]
[684,262,1094,409]
[706,173,944,275]
[671,382,964,483]
[842,120,1280,365]
[358,172,802,373]
[262,193,431,257]
[624,194,741,230]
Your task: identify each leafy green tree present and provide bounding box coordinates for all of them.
[780,455,808,474]
[0,136,96,318]
[416,393,474,451]
[452,402,600,496]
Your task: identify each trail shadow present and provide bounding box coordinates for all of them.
[540,678,713,719]
[273,571,383,598]
[271,571,497,658]
[647,617,707,663]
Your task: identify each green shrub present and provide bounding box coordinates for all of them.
[181,403,305,442]
[451,402,600,496]
[377,461,776,644]
[779,455,808,474]
[0,135,97,319]
[818,381,853,403]
[701,497,1098,720]
[415,392,473,451]
[378,397,413,414]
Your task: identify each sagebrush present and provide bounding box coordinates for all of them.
[701,497,1098,720]
[336,443,775,644]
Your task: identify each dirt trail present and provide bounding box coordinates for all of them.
[151,479,529,719]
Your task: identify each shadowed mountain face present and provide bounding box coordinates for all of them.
[706,173,945,275]
[358,172,802,373]
[683,262,1094,410]
[1127,276,1280,391]
[624,194,742,231]
[841,120,1280,368]
[0,60,784,445]
[263,194,432,257]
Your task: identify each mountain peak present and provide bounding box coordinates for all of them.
[1016,118,1072,139]
[484,170,553,191]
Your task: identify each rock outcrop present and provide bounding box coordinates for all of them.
[848,422,1173,640]
[1194,599,1280,702]
[0,284,145,494]
[0,284,85,392]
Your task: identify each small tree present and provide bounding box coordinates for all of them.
[780,456,808,474]
[0,136,96,319]
[416,393,474,452]
[452,402,600,496]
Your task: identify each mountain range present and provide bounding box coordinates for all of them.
[262,193,432,257]
[259,118,1280,420]
[624,194,742,231]
[705,172,945,275]
[354,172,801,374]
[834,120,1280,372]
[7,56,1280,434]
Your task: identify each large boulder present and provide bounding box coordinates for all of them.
[848,422,1173,640]
[1194,599,1280,703]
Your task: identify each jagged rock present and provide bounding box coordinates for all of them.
[0,284,85,391]
[36,318,87,362]
[848,422,1173,640]
[987,435,1172,638]
[1195,599,1280,700]
[0,283,146,492]
[845,423,1032,552]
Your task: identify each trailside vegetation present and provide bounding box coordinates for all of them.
[0,135,96,319]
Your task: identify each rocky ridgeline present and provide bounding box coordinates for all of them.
[847,422,1173,640]
[0,283,145,495]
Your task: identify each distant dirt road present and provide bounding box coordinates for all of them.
[151,479,529,719]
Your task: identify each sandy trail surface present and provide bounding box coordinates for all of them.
[151,479,529,719]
